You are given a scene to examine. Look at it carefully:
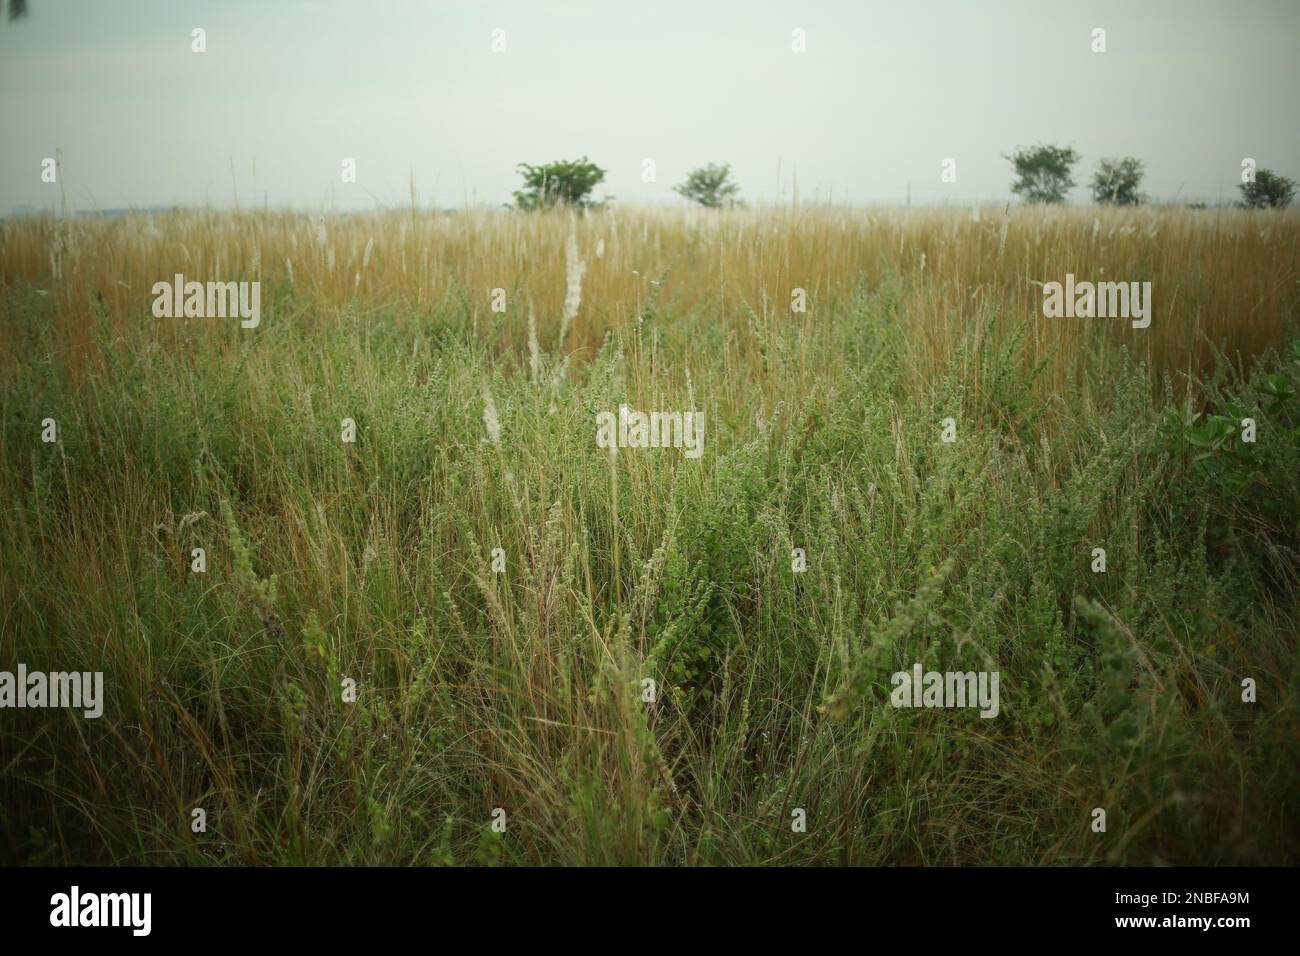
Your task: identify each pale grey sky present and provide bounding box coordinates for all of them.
[1,0,1297,213]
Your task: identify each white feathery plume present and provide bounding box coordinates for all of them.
[482,383,502,446]
[558,223,586,348]
[527,303,541,382]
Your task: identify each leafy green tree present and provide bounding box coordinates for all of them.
[1238,168,1296,209]
[674,162,742,208]
[1004,144,1080,204]
[1091,157,1145,205]
[511,157,607,210]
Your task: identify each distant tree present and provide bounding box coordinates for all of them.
[674,162,742,208]
[1004,144,1080,204]
[7,0,27,21]
[511,157,607,210]
[1091,157,1145,205]
[1238,169,1296,209]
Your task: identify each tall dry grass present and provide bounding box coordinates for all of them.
[1,204,1298,866]
[4,205,1297,396]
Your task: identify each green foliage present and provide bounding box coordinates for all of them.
[511,156,607,210]
[1238,168,1297,209]
[1091,157,1145,206]
[1005,144,1081,204]
[1162,341,1300,546]
[674,162,742,208]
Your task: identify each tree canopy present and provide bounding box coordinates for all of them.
[511,157,607,211]
[674,163,742,208]
[1005,145,1080,204]
[1091,157,1145,205]
[1238,169,1296,209]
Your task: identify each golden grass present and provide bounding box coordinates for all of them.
[4,204,1297,396]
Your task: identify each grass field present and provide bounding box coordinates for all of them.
[1,204,1298,865]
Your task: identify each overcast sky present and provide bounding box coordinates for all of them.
[1,0,1297,213]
